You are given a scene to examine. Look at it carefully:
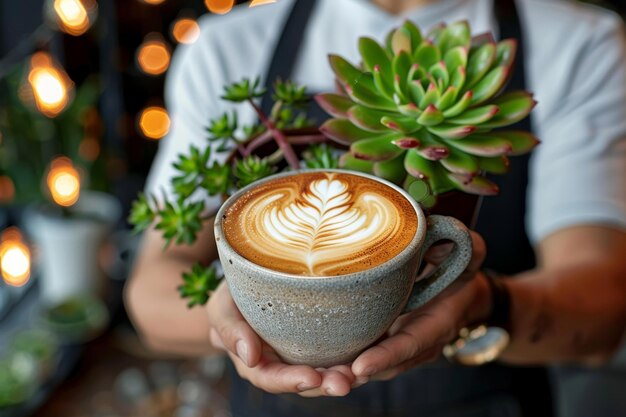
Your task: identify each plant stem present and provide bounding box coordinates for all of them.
[286,134,328,145]
[248,99,300,170]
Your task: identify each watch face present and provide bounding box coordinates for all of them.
[444,326,510,366]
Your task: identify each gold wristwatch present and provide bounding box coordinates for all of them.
[443,270,511,366]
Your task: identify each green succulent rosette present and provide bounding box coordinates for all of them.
[316,20,539,206]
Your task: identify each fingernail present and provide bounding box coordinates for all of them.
[325,387,336,396]
[236,340,249,367]
[297,382,318,391]
[353,376,369,387]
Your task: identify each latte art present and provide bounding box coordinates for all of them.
[223,172,417,276]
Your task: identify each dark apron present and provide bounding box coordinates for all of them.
[230,0,552,415]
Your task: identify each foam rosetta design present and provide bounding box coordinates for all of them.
[224,172,417,276]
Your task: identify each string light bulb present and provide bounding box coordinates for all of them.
[171,18,201,44]
[26,52,74,118]
[205,0,234,14]
[138,106,170,140]
[47,157,81,207]
[249,0,277,7]
[0,228,31,287]
[47,0,97,36]
[136,35,171,76]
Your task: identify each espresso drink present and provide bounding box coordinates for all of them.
[222,172,418,276]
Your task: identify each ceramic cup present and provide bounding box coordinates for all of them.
[214,169,472,367]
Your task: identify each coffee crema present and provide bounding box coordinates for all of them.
[222,172,418,276]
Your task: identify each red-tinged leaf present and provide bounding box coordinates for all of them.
[374,152,407,184]
[320,119,374,145]
[347,105,389,132]
[414,41,441,69]
[391,27,412,54]
[392,137,421,149]
[479,91,536,128]
[417,104,444,126]
[495,39,517,68]
[428,165,456,195]
[448,105,499,125]
[329,54,375,90]
[381,115,420,133]
[407,63,426,81]
[446,134,512,156]
[418,146,450,160]
[444,46,468,75]
[359,37,392,74]
[493,130,540,155]
[373,65,395,100]
[405,148,436,179]
[470,32,496,48]
[469,66,509,105]
[447,173,499,195]
[437,20,471,53]
[427,123,475,139]
[350,133,404,161]
[340,153,374,173]
[419,83,440,109]
[465,42,496,88]
[393,51,412,90]
[426,22,446,43]
[397,102,422,117]
[315,93,354,118]
[478,155,510,174]
[436,86,459,111]
[393,74,409,104]
[442,90,473,118]
[345,81,396,111]
[440,148,479,175]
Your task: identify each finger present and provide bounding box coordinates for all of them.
[369,345,442,381]
[298,365,354,397]
[206,282,263,367]
[229,349,322,394]
[352,311,455,378]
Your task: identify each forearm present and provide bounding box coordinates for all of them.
[502,257,626,364]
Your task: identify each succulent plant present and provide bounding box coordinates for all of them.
[317,20,539,206]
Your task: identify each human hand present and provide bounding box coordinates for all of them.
[351,230,491,382]
[206,281,356,396]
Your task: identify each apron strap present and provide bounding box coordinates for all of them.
[260,0,318,116]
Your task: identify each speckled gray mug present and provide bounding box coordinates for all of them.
[214,169,472,368]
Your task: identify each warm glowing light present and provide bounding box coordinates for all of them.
[53,0,91,35]
[0,176,15,204]
[141,0,166,4]
[47,157,81,207]
[249,0,277,7]
[205,0,234,14]
[172,18,200,44]
[138,107,170,140]
[27,52,73,118]
[136,37,171,75]
[0,228,30,287]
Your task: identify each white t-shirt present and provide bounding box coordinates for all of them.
[146,0,626,245]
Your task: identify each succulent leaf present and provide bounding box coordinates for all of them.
[480,91,536,128]
[493,130,540,155]
[380,115,421,133]
[448,104,499,125]
[339,152,375,173]
[465,42,496,88]
[478,155,510,174]
[402,20,423,49]
[495,39,517,68]
[443,46,468,75]
[419,83,440,109]
[427,123,475,139]
[469,66,509,105]
[414,42,441,69]
[373,153,407,184]
[446,133,512,156]
[347,105,389,132]
[437,21,471,53]
[436,86,459,110]
[439,148,479,175]
[346,80,396,111]
[315,93,354,118]
[350,133,404,161]
[447,173,499,195]
[391,27,412,55]
[373,65,395,100]
[320,119,374,145]
[417,104,444,126]
[359,37,392,74]
[405,148,436,179]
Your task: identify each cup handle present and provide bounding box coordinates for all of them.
[404,215,473,312]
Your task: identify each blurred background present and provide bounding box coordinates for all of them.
[0,1,623,416]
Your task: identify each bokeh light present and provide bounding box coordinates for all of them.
[52,0,96,36]
[140,0,166,4]
[78,137,101,161]
[138,106,170,140]
[0,228,31,287]
[249,0,277,7]
[47,157,81,207]
[205,0,234,14]
[136,36,171,76]
[171,18,201,44]
[26,52,74,118]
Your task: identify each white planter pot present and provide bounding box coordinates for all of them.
[24,191,122,306]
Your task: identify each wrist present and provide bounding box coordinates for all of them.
[482,269,512,330]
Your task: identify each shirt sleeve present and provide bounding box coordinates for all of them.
[144,22,224,214]
[527,13,626,244]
